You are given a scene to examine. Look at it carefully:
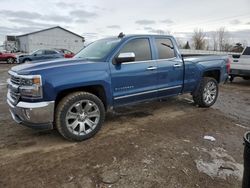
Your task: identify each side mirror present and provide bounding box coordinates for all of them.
[116,52,135,64]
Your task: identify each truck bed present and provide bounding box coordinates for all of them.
[183,55,228,63]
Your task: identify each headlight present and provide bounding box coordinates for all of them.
[19,75,43,99]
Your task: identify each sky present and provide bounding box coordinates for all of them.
[0,0,250,46]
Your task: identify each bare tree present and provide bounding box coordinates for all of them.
[217,27,229,51]
[211,31,218,51]
[192,29,206,50]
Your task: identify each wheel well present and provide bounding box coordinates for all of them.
[203,70,220,83]
[55,85,107,110]
[23,58,31,62]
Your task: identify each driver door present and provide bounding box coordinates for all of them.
[110,38,158,106]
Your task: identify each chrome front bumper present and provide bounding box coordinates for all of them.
[7,99,55,130]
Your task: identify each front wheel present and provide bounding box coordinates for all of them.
[193,77,219,108]
[55,92,105,141]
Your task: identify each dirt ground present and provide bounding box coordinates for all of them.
[0,64,249,188]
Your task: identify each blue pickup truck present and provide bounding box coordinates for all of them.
[7,34,230,141]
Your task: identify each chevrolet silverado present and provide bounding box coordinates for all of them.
[7,34,230,141]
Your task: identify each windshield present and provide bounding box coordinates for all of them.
[31,50,43,55]
[74,38,121,60]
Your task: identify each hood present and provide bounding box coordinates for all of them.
[18,54,30,58]
[11,58,108,75]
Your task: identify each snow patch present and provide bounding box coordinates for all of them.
[195,147,243,180]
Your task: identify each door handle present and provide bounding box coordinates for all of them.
[173,64,182,68]
[147,66,157,70]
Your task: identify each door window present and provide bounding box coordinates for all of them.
[155,38,176,59]
[119,39,152,61]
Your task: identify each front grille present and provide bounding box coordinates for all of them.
[10,90,20,103]
[8,72,21,104]
[11,75,21,85]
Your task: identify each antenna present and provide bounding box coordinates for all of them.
[118,32,125,38]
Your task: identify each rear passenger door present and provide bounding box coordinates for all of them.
[154,38,184,97]
[44,50,60,60]
[240,47,250,67]
[110,38,158,106]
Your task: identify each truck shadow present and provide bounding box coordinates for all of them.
[229,78,250,87]
[106,96,194,123]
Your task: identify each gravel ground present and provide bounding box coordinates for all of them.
[0,64,249,188]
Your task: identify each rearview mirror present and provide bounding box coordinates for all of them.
[116,52,135,64]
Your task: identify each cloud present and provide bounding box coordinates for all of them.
[230,19,241,25]
[0,26,57,36]
[135,20,155,25]
[44,15,72,22]
[75,18,88,23]
[70,10,98,18]
[160,19,174,24]
[0,10,42,20]
[107,25,120,29]
[246,22,250,25]
[149,29,166,34]
[8,18,63,28]
[144,27,166,34]
[1,9,72,24]
[144,27,153,31]
[82,32,99,41]
[55,2,73,8]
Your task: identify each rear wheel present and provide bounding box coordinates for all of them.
[193,77,218,108]
[23,59,31,63]
[229,76,234,83]
[243,77,250,80]
[55,92,105,141]
[6,57,15,64]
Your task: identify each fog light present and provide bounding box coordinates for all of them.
[23,109,31,120]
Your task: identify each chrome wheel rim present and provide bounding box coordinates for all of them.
[65,100,100,136]
[7,58,14,63]
[203,81,217,104]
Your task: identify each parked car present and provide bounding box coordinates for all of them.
[7,34,230,141]
[0,51,16,63]
[17,49,64,63]
[56,49,75,58]
[229,46,250,82]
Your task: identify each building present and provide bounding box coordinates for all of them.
[5,26,85,53]
[4,36,18,52]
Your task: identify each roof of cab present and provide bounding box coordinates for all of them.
[122,34,174,38]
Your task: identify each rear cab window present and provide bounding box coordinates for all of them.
[242,47,250,55]
[45,50,58,55]
[155,38,176,60]
[119,38,152,62]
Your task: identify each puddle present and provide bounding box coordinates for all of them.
[195,147,243,180]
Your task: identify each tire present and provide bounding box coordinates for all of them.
[229,76,234,83]
[193,77,219,108]
[6,57,15,64]
[243,77,250,80]
[23,59,31,63]
[55,92,105,141]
